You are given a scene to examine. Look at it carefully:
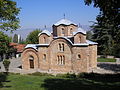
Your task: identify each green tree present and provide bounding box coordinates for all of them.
[13,34,18,43]
[86,30,93,40]
[0,0,20,32]
[26,29,42,44]
[0,31,10,54]
[84,0,120,57]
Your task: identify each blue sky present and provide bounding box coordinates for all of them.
[6,0,99,38]
[15,0,99,29]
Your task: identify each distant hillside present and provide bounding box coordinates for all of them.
[4,25,91,39]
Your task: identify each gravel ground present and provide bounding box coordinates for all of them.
[0,58,120,74]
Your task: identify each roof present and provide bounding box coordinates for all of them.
[25,44,38,50]
[9,43,26,52]
[73,27,86,35]
[54,19,77,26]
[38,30,51,36]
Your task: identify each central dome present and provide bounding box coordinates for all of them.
[54,19,77,26]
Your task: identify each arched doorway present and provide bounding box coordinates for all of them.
[29,55,34,69]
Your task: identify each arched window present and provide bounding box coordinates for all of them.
[43,37,47,43]
[57,55,65,65]
[57,56,60,65]
[70,28,73,34]
[59,44,62,51]
[29,56,34,69]
[60,56,62,65]
[62,28,64,34]
[62,43,64,51]
[77,54,81,59]
[43,54,46,61]
[63,55,65,65]
[79,36,81,43]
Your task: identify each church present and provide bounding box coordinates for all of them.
[22,18,97,73]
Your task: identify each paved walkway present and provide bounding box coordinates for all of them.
[0,58,120,74]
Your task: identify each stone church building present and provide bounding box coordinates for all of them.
[22,19,97,73]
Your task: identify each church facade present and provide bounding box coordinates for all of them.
[22,19,97,73]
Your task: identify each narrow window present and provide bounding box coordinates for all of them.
[59,44,62,51]
[79,36,81,43]
[57,56,60,65]
[29,56,34,69]
[60,56,62,65]
[70,28,73,34]
[63,56,65,65]
[77,54,81,59]
[62,28,64,34]
[43,54,46,61]
[62,43,64,51]
[43,37,46,43]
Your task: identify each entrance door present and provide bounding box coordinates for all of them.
[29,56,34,69]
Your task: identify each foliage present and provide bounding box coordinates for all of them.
[86,30,93,40]
[97,58,116,62]
[0,31,11,54]
[84,0,120,57]
[26,29,42,44]
[0,0,20,32]
[3,59,10,73]
[13,34,18,43]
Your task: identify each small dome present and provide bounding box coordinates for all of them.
[73,27,86,35]
[38,30,51,36]
[54,19,77,26]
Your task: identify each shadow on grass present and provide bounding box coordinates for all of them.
[42,73,120,90]
[0,72,11,88]
[98,63,120,73]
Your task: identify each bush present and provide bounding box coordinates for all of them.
[3,59,10,73]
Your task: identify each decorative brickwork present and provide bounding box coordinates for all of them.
[22,19,97,73]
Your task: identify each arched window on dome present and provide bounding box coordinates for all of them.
[43,37,47,43]
[79,36,81,43]
[70,28,73,34]
[62,28,65,34]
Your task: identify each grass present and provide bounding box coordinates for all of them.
[97,58,116,62]
[0,72,120,90]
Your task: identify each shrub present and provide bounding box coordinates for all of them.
[3,59,10,73]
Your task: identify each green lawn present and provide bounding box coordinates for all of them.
[0,73,120,90]
[97,58,116,62]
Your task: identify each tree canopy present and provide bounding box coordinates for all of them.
[26,29,42,44]
[0,0,20,32]
[0,31,11,54]
[84,0,120,57]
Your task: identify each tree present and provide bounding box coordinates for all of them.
[0,0,20,32]
[13,34,18,43]
[0,31,10,54]
[26,29,42,44]
[86,30,93,40]
[0,31,16,60]
[84,0,120,57]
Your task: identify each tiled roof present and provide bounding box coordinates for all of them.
[10,43,26,52]
[54,19,77,26]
